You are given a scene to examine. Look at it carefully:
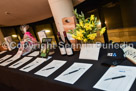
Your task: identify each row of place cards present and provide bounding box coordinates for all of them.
[0,55,20,66]
[0,51,40,67]
[9,57,33,68]
[35,61,92,84]
[0,53,93,85]
[0,55,12,63]
[20,57,51,72]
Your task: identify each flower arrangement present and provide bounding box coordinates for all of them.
[69,9,106,43]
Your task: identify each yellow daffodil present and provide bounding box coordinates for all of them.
[76,31,83,37]
[83,38,88,43]
[100,27,106,36]
[79,20,84,27]
[91,21,95,27]
[77,36,83,40]
[68,9,106,42]
[90,15,95,21]
[87,33,97,40]
[84,23,92,31]
[75,29,85,40]
[72,34,77,39]
[80,29,85,33]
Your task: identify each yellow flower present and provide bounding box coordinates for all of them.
[75,29,85,40]
[83,38,88,43]
[100,27,106,36]
[76,31,83,37]
[76,29,84,36]
[80,29,85,33]
[77,37,83,40]
[84,23,92,31]
[90,15,95,21]
[87,33,97,40]
[91,21,95,27]
[72,35,77,39]
[79,21,83,27]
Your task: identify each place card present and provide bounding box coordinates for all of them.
[0,55,20,66]
[0,51,6,55]
[20,57,51,72]
[28,51,39,57]
[0,55,12,62]
[79,44,100,60]
[55,62,92,84]
[93,66,136,91]
[35,60,67,77]
[9,57,33,68]
[121,46,136,64]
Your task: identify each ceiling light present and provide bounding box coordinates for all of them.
[12,35,17,38]
[44,30,50,33]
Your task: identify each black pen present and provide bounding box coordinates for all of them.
[23,64,34,70]
[6,60,13,62]
[104,75,126,81]
[42,67,55,71]
[63,68,85,76]
[23,62,39,70]
[13,62,21,66]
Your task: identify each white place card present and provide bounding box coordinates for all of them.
[35,60,67,77]
[79,44,100,60]
[0,55,20,66]
[0,55,12,62]
[9,57,33,68]
[122,46,136,64]
[55,62,92,84]
[93,66,136,91]
[20,57,51,72]
[0,51,6,55]
[28,51,39,57]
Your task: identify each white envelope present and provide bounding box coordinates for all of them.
[79,44,100,60]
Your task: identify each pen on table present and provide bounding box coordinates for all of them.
[13,62,21,66]
[42,67,55,71]
[104,75,126,81]
[23,62,39,70]
[23,65,34,70]
[63,68,85,76]
[6,60,13,62]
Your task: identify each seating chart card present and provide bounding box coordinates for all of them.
[20,57,51,72]
[9,57,33,68]
[0,55,12,63]
[0,55,20,66]
[79,44,100,60]
[28,51,39,57]
[121,46,136,64]
[35,60,67,77]
[93,66,136,91]
[55,62,92,84]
